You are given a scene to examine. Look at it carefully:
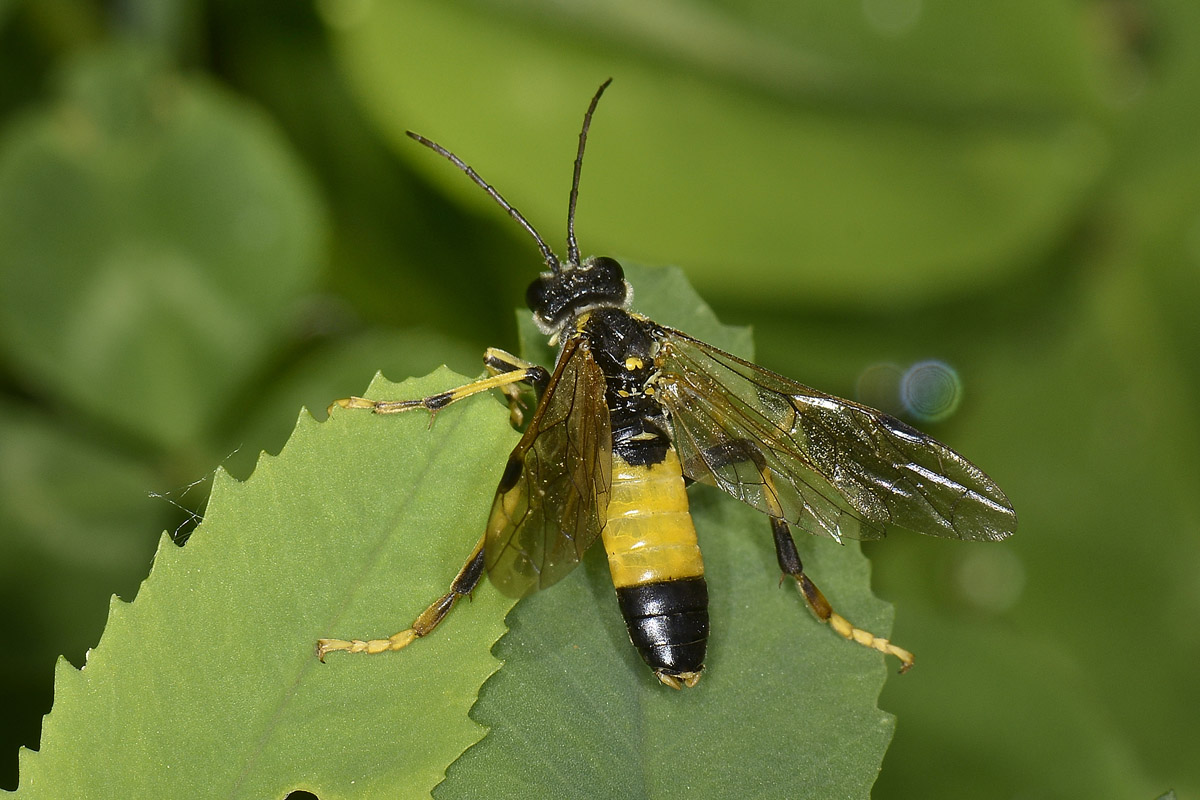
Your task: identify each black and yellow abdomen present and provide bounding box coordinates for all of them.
[602,446,709,688]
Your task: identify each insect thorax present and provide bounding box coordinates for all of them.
[578,306,672,467]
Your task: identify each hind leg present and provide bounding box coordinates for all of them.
[316,535,487,660]
[703,438,914,672]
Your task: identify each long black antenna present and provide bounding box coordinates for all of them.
[405,130,561,272]
[566,78,613,267]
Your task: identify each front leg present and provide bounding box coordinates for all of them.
[331,348,549,426]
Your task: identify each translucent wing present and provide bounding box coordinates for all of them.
[484,336,612,597]
[652,328,1016,543]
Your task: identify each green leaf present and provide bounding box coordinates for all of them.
[0,43,325,450]
[12,369,518,799]
[325,0,1106,307]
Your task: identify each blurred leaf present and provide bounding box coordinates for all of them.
[325,0,1107,307]
[867,190,1200,797]
[205,8,530,345]
[0,43,325,450]
[0,404,161,651]
[219,327,483,480]
[874,610,1155,799]
[12,369,517,799]
[0,401,165,791]
[1103,0,1200,409]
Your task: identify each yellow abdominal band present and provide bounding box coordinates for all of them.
[602,448,705,588]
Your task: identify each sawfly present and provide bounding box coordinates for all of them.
[317,80,1017,688]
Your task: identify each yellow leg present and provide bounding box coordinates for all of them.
[328,349,547,425]
[764,470,914,672]
[701,437,915,672]
[316,535,487,661]
[785,554,914,673]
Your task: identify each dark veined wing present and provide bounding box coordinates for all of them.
[652,327,1016,543]
[484,336,612,597]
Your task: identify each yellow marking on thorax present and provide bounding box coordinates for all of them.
[601,448,704,588]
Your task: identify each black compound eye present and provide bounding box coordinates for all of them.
[589,256,624,284]
[526,276,551,312]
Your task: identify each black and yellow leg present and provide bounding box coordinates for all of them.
[316,534,488,660]
[768,511,914,673]
[331,349,548,425]
[700,438,914,672]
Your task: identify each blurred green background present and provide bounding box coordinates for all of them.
[1,0,1197,797]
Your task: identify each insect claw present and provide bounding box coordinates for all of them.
[655,672,683,690]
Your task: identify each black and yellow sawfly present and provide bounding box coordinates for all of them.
[317,80,1017,689]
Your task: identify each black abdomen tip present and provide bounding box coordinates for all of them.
[616,577,709,678]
